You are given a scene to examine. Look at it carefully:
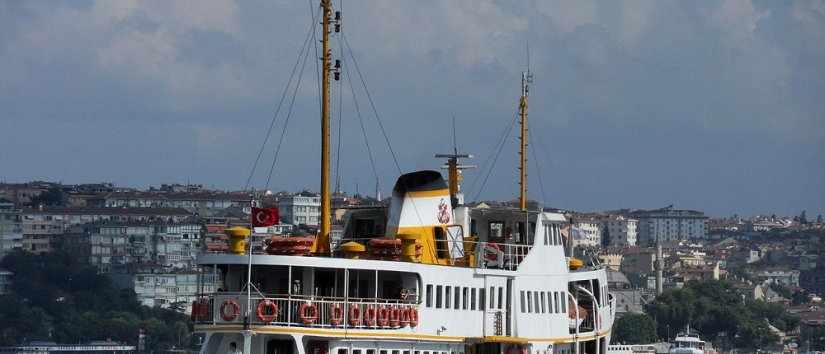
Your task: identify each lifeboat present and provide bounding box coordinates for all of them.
[265,236,316,256]
[368,238,403,261]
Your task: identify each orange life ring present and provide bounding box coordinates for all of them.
[329,303,344,326]
[399,307,410,327]
[408,307,419,327]
[299,302,319,325]
[220,299,240,322]
[348,304,362,326]
[389,307,400,327]
[377,306,390,327]
[256,299,278,323]
[364,305,377,326]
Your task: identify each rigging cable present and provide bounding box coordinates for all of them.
[470,110,520,202]
[333,0,345,193]
[243,4,320,191]
[309,0,323,119]
[264,12,319,190]
[342,33,402,174]
[528,127,548,206]
[343,48,380,191]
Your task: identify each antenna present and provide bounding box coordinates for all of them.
[437,116,475,208]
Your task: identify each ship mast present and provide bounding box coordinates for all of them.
[518,65,532,211]
[317,0,337,254]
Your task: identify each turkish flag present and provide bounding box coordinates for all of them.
[252,207,279,227]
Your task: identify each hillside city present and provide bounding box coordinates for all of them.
[0,180,823,353]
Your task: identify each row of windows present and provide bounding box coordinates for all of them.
[519,290,567,315]
[425,284,485,310]
[338,349,462,354]
[543,224,563,246]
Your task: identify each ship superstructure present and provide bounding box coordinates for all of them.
[191,2,615,354]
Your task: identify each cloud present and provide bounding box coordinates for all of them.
[0,0,823,215]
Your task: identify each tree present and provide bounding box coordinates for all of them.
[28,186,65,207]
[801,326,825,351]
[0,250,193,351]
[646,280,789,351]
[613,313,657,344]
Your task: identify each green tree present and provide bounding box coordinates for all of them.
[801,326,825,351]
[646,280,790,351]
[0,250,193,352]
[613,313,658,344]
[28,186,65,207]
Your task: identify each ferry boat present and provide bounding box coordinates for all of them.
[668,331,714,354]
[191,1,615,354]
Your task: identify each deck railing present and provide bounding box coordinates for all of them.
[193,293,419,329]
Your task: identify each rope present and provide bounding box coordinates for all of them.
[264,12,318,190]
[343,54,380,188]
[470,110,520,202]
[333,0,345,193]
[342,33,402,174]
[243,5,319,191]
[528,127,548,206]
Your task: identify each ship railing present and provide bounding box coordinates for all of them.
[194,292,419,329]
[467,241,532,271]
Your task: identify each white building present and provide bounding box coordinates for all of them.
[278,193,321,226]
[0,205,23,258]
[133,272,221,313]
[154,224,201,269]
[571,218,602,248]
[631,206,708,245]
[601,215,638,247]
[88,223,201,273]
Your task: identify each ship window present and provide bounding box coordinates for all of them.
[498,287,504,309]
[436,285,443,308]
[470,288,476,310]
[445,286,451,309]
[534,291,540,313]
[561,292,567,313]
[540,292,546,313]
[415,351,420,354]
[520,291,525,313]
[426,284,433,307]
[554,292,560,314]
[404,351,410,354]
[392,350,400,354]
[462,287,469,310]
[489,287,495,309]
[380,350,387,354]
[543,225,550,245]
[479,288,485,310]
[454,287,461,310]
[354,350,362,354]
[529,291,535,313]
[434,227,449,259]
[548,291,554,313]
[338,349,348,354]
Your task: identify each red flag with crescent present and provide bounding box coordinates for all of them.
[252,207,279,227]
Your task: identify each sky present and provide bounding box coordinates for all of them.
[0,0,823,217]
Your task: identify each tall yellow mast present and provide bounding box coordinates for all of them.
[317,0,333,254]
[518,69,532,211]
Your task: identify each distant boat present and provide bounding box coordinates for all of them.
[668,330,715,354]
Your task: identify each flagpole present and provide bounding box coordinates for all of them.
[245,194,256,330]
